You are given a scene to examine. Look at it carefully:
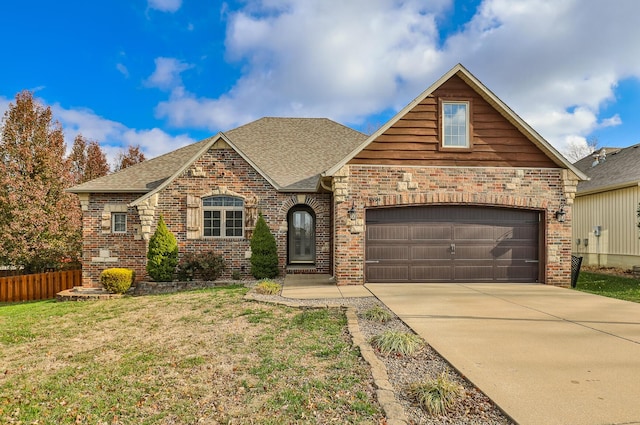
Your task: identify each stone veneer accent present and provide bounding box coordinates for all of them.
[81,193,147,287]
[333,165,578,287]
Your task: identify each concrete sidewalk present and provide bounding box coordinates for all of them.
[366,283,640,425]
[281,274,373,299]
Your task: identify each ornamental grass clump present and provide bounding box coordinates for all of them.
[100,268,135,294]
[362,304,393,323]
[255,280,282,295]
[146,215,178,282]
[370,330,424,356]
[408,372,465,416]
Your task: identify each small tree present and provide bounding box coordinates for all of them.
[250,213,279,279]
[114,144,146,171]
[69,134,109,184]
[146,215,178,281]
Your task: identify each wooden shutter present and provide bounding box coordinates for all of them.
[186,195,202,239]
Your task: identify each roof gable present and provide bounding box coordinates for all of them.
[325,64,587,180]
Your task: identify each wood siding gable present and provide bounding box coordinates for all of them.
[349,75,557,168]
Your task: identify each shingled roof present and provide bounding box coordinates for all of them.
[67,117,367,195]
[573,144,640,195]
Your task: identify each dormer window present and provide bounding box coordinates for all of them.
[442,101,470,148]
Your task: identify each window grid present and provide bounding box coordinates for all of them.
[202,196,244,238]
[443,102,469,148]
[112,213,127,233]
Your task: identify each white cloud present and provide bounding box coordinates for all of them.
[145,57,194,91]
[116,63,130,78]
[147,0,640,154]
[148,0,182,13]
[50,103,194,166]
[156,0,448,130]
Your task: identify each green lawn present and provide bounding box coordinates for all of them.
[0,286,382,424]
[575,271,640,302]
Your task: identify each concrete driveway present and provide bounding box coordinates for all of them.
[366,283,640,425]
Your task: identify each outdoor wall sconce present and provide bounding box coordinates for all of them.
[555,202,566,223]
[583,238,589,247]
[576,239,581,246]
[348,200,357,221]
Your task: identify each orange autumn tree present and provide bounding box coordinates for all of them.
[114,144,146,171]
[0,91,81,272]
[69,134,110,184]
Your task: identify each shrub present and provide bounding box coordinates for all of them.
[176,253,199,281]
[231,270,241,280]
[100,268,135,294]
[370,330,424,356]
[176,251,226,281]
[146,215,178,282]
[250,213,279,279]
[408,373,464,415]
[197,251,226,281]
[255,279,281,295]
[362,305,393,323]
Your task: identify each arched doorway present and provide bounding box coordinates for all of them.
[288,206,315,264]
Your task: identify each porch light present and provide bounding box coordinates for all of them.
[555,205,566,223]
[348,200,357,221]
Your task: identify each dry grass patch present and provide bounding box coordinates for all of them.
[0,286,382,424]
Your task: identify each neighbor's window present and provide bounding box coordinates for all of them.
[442,101,470,148]
[203,196,244,237]
[112,212,127,233]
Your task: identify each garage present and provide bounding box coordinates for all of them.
[365,206,541,283]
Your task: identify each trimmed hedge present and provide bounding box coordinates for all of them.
[100,268,135,294]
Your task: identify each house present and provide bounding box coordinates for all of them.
[68,64,586,288]
[572,145,640,269]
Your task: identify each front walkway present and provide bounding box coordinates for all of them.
[366,283,640,425]
[281,274,372,299]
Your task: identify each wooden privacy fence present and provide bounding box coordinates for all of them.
[0,269,82,303]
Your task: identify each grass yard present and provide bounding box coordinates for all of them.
[0,286,383,424]
[575,271,640,302]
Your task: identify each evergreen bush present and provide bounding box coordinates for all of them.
[250,213,279,279]
[100,268,135,294]
[146,215,178,281]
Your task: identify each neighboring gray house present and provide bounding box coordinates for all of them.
[572,145,640,269]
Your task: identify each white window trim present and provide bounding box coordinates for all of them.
[111,212,127,234]
[202,196,244,238]
[442,100,470,148]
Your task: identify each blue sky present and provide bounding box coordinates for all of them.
[1,0,639,164]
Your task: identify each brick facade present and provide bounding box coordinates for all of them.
[333,165,578,287]
[80,147,331,287]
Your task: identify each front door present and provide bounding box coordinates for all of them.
[289,209,315,263]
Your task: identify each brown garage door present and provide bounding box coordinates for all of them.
[365,206,540,283]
